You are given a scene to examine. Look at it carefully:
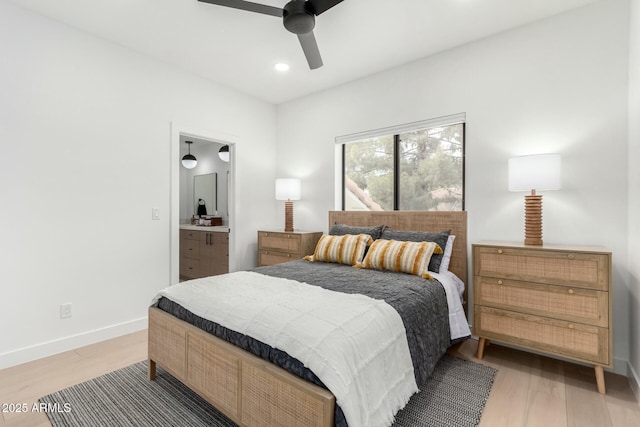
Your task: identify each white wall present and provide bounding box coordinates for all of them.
[276,0,631,373]
[0,0,277,368]
[627,0,640,399]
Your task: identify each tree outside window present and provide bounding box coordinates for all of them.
[343,123,464,211]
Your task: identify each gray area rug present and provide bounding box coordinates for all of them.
[41,354,496,427]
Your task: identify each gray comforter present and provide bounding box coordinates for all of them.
[155,260,452,427]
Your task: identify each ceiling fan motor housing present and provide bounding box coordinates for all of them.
[283,0,315,34]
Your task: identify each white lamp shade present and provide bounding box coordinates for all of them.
[218,145,230,162]
[181,156,197,169]
[275,178,301,200]
[182,140,197,169]
[508,153,561,192]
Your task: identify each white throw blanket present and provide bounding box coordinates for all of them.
[152,271,418,427]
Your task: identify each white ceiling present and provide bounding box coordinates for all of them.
[9,0,599,104]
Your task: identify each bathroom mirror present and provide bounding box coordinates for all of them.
[193,173,217,216]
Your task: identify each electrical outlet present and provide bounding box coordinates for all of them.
[60,303,72,319]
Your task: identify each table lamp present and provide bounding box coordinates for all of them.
[275,178,301,232]
[508,153,561,246]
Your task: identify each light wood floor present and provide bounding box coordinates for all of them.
[1,332,638,427]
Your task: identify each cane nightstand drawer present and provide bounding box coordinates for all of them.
[259,232,302,254]
[474,277,608,327]
[257,230,322,267]
[474,306,609,365]
[474,246,609,291]
[258,251,296,266]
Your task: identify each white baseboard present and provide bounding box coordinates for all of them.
[613,356,629,376]
[0,317,147,370]
[629,361,640,406]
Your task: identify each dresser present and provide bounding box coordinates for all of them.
[257,230,322,266]
[180,227,229,280]
[472,241,612,394]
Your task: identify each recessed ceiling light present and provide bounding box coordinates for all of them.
[274,63,290,72]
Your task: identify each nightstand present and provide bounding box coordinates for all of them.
[257,230,322,266]
[472,241,612,394]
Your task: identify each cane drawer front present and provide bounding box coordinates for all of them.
[474,306,609,364]
[257,231,323,267]
[259,232,302,254]
[258,251,297,267]
[474,246,609,291]
[474,277,608,327]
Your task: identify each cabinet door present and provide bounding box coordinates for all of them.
[201,232,229,277]
[211,233,229,275]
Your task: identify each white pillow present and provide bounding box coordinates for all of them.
[438,235,456,273]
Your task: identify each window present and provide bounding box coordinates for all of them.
[340,115,465,211]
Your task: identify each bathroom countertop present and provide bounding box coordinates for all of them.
[180,224,229,233]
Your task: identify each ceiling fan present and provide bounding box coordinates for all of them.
[198,0,345,69]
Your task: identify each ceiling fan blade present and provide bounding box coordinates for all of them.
[307,0,344,16]
[198,0,283,17]
[297,31,323,69]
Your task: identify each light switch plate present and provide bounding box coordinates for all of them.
[152,208,160,220]
[60,303,72,319]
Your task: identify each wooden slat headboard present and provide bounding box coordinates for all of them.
[328,210,468,308]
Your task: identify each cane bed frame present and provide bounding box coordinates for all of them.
[148,210,468,427]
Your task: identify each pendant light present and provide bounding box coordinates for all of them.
[218,145,230,162]
[181,141,197,169]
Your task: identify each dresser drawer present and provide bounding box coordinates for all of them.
[474,276,608,327]
[474,246,610,291]
[474,306,609,365]
[181,229,201,241]
[258,232,302,255]
[180,257,201,279]
[181,238,200,260]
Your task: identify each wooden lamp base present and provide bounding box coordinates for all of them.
[524,190,543,246]
[284,200,294,232]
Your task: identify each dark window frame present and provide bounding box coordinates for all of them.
[341,122,466,211]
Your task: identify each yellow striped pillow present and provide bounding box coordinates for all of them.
[303,234,373,265]
[355,239,443,279]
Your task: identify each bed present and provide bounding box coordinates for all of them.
[148,210,468,427]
